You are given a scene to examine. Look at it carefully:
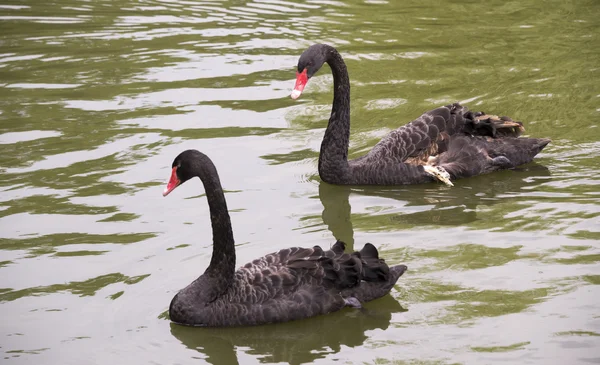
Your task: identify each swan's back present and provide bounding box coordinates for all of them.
[231,241,396,301]
[349,103,550,182]
[170,241,406,327]
[364,104,522,164]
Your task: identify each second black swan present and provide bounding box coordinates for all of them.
[162,149,407,327]
[290,43,551,186]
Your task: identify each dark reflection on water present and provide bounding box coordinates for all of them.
[170,294,405,365]
[318,182,355,248]
[311,163,553,247]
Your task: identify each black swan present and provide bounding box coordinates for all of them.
[290,43,551,186]
[162,149,407,327]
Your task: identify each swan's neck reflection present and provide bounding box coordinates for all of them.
[317,163,552,243]
[319,182,355,250]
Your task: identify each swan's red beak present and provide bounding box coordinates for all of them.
[163,167,180,197]
[290,69,308,100]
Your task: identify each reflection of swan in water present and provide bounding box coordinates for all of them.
[319,182,355,248]
[316,163,552,245]
[170,294,406,365]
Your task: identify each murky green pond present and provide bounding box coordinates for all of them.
[1,0,599,363]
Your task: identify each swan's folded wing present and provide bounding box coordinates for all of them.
[236,242,354,302]
[285,241,394,291]
[250,240,364,291]
[366,104,467,165]
[233,242,403,307]
[359,243,390,282]
[285,241,364,290]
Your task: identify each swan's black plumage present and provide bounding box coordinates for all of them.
[163,150,407,327]
[291,44,551,185]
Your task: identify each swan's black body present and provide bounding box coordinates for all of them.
[164,150,407,327]
[292,44,551,185]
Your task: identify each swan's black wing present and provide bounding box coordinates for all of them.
[285,241,400,291]
[240,240,361,292]
[235,241,400,300]
[363,103,527,166]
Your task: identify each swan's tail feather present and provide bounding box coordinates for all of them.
[359,243,379,259]
[437,135,551,180]
[332,253,364,289]
[360,243,391,282]
[485,137,551,166]
[341,264,407,303]
[391,264,408,278]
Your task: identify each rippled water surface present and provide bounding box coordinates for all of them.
[1,0,599,364]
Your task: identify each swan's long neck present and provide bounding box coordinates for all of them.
[318,46,352,184]
[194,156,236,289]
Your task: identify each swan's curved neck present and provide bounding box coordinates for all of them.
[318,46,351,183]
[193,155,236,288]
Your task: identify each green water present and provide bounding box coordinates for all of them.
[1,0,599,364]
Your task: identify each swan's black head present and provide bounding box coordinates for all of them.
[291,44,329,100]
[297,44,328,78]
[163,149,204,197]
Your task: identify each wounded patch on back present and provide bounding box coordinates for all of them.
[473,114,526,138]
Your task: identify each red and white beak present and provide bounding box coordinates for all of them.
[163,167,181,197]
[290,69,308,100]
